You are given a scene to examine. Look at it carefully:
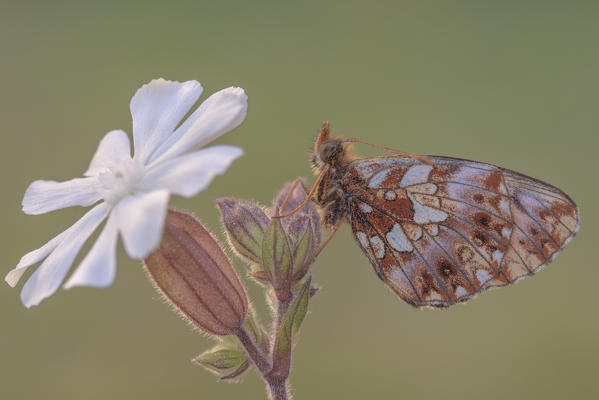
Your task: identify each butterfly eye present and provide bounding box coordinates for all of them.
[319,140,343,164]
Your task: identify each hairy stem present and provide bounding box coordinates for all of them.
[235,327,270,375]
[236,324,291,400]
[267,380,290,400]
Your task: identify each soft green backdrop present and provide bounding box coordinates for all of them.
[1,1,597,399]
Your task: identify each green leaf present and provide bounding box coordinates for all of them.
[262,219,293,286]
[292,221,314,281]
[219,360,250,381]
[243,306,268,350]
[193,340,248,377]
[290,278,311,338]
[248,264,271,284]
[271,276,312,378]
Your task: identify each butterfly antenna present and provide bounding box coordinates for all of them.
[278,177,303,217]
[341,138,433,165]
[273,164,329,220]
[314,121,330,153]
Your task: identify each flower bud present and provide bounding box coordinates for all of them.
[273,180,322,248]
[273,181,323,282]
[144,210,248,336]
[217,198,270,265]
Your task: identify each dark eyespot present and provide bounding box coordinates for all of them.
[474,232,488,245]
[438,261,453,277]
[478,216,489,227]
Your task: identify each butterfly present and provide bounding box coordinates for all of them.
[307,122,579,308]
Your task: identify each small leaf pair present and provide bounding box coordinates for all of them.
[193,337,250,381]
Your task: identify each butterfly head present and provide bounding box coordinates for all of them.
[311,121,353,172]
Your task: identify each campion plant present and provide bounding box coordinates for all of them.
[146,181,321,400]
[6,78,321,400]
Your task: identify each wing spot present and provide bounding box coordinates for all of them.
[424,224,439,236]
[438,261,454,277]
[369,235,386,259]
[473,232,488,246]
[473,194,484,204]
[359,203,373,213]
[368,169,390,189]
[499,199,510,215]
[386,224,413,252]
[384,190,397,201]
[457,246,474,263]
[475,212,491,228]
[420,271,436,294]
[455,286,467,297]
[399,165,433,188]
[356,231,368,248]
[476,269,491,283]
[408,192,448,224]
[402,223,423,241]
[492,249,503,264]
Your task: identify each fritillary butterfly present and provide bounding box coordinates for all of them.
[310,122,579,308]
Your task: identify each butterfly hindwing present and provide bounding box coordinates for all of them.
[344,156,579,308]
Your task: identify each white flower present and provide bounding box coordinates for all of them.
[6,78,248,308]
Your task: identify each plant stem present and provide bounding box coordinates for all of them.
[265,295,292,399]
[266,380,289,400]
[236,326,291,400]
[275,297,291,329]
[235,327,270,375]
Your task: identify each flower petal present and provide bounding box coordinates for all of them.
[149,87,247,165]
[22,177,101,215]
[19,203,110,308]
[5,227,71,287]
[139,145,243,198]
[63,210,119,289]
[84,130,131,177]
[115,190,170,259]
[130,79,204,164]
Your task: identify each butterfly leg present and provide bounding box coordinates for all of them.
[310,218,343,263]
[273,165,331,219]
[279,177,304,215]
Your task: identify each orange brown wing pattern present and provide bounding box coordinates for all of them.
[343,156,579,308]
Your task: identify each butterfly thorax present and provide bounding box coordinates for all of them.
[311,131,356,228]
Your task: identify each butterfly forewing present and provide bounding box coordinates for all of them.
[343,156,579,308]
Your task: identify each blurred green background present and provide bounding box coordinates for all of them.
[1,1,597,399]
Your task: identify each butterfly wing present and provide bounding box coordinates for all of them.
[343,156,579,308]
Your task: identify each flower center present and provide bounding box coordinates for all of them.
[95,157,145,204]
